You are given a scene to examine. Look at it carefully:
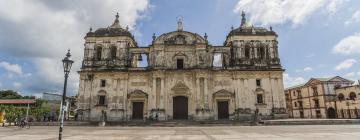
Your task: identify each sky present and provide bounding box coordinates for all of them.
[0,0,360,97]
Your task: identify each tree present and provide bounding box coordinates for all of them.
[0,90,22,99]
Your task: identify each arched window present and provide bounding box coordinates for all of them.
[110,46,117,60]
[338,93,345,101]
[349,92,357,100]
[96,46,102,60]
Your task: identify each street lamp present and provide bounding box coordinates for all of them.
[59,49,74,140]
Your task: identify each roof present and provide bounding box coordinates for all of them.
[0,99,35,104]
[227,12,277,37]
[285,76,353,91]
[285,83,306,90]
[228,27,277,37]
[85,13,134,39]
[313,78,332,82]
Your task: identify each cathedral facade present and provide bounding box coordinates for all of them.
[76,12,287,122]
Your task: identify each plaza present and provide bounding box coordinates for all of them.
[1,125,360,140]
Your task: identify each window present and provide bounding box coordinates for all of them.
[314,99,320,108]
[349,92,357,100]
[100,80,106,87]
[258,47,265,59]
[298,101,303,108]
[256,79,261,87]
[338,93,345,101]
[294,102,297,107]
[257,94,264,104]
[110,46,117,59]
[245,47,250,58]
[177,59,184,69]
[297,90,302,98]
[312,87,318,96]
[96,46,102,60]
[99,95,106,105]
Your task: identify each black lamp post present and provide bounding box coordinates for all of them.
[59,49,74,140]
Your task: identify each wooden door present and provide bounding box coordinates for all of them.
[132,102,144,119]
[218,101,229,119]
[173,96,188,119]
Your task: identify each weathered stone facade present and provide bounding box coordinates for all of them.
[77,12,287,122]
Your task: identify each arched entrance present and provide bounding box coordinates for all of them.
[173,96,188,119]
[327,107,336,119]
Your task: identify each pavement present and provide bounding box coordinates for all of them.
[1,125,360,140]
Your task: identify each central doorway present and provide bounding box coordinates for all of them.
[132,102,144,119]
[173,96,188,119]
[217,101,229,119]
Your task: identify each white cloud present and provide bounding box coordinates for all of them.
[295,66,313,72]
[12,82,22,89]
[345,72,356,77]
[283,73,306,88]
[345,10,360,25]
[326,0,347,14]
[303,67,313,72]
[0,61,23,75]
[333,33,360,54]
[0,0,150,94]
[234,0,347,26]
[334,59,357,71]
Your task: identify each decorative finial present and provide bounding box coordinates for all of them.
[89,27,92,32]
[116,12,119,19]
[204,33,208,40]
[126,25,129,31]
[177,16,183,31]
[66,49,71,57]
[241,10,247,27]
[110,12,121,28]
[231,26,234,30]
[152,33,156,41]
[270,26,273,31]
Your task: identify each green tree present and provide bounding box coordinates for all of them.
[0,90,22,99]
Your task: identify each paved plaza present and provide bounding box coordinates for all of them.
[0,125,360,140]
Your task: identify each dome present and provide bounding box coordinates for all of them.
[85,13,134,38]
[227,11,277,37]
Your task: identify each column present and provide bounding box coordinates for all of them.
[152,77,157,109]
[160,78,165,108]
[196,77,200,108]
[204,77,208,108]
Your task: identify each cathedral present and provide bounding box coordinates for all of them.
[76,12,287,122]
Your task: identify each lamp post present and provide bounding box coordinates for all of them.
[59,50,74,140]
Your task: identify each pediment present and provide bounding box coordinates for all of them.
[128,90,148,98]
[213,89,234,97]
[154,31,206,45]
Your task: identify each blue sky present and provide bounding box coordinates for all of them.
[0,0,360,97]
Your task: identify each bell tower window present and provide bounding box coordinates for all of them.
[245,47,250,58]
[96,46,102,60]
[177,59,184,69]
[110,46,117,60]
